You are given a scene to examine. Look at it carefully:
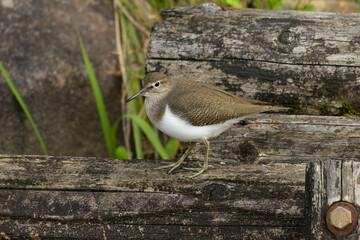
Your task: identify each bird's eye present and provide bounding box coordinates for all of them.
[154,81,160,87]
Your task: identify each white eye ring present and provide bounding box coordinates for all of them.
[154,81,160,87]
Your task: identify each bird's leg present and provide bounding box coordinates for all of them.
[154,142,195,173]
[189,139,209,178]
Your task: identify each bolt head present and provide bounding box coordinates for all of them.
[329,206,352,229]
[326,201,359,237]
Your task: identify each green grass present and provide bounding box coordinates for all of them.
[254,0,314,10]
[79,35,116,158]
[0,62,48,155]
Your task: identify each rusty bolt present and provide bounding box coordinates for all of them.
[329,206,352,229]
[326,201,358,236]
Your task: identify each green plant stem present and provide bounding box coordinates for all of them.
[78,35,116,158]
[0,62,48,155]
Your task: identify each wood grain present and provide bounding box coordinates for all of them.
[190,114,360,163]
[1,114,360,239]
[146,5,360,111]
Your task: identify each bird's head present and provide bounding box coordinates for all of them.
[126,72,172,102]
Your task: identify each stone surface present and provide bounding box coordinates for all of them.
[0,0,121,156]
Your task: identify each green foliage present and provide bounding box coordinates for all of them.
[254,0,261,8]
[300,4,315,11]
[148,0,316,12]
[223,0,243,8]
[254,0,313,10]
[254,0,284,9]
[292,0,314,11]
[79,35,116,158]
[266,0,286,10]
[115,145,130,159]
[0,62,49,155]
[165,138,180,158]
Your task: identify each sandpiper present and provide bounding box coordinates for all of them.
[127,72,287,177]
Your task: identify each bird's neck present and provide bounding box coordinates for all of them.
[144,93,168,124]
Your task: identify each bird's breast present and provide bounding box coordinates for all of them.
[149,104,241,142]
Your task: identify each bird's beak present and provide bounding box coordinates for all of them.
[126,88,147,102]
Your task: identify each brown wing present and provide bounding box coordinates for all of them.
[166,80,278,126]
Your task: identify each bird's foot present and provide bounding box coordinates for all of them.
[188,167,207,178]
[183,164,212,172]
[184,164,210,178]
[153,160,183,173]
[154,142,195,174]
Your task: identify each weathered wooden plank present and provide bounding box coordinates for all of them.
[354,163,360,207]
[147,59,360,111]
[0,154,305,239]
[1,114,360,239]
[342,160,355,203]
[0,189,303,225]
[305,160,325,239]
[0,220,305,240]
[190,114,360,163]
[151,5,360,66]
[0,150,306,193]
[326,160,341,205]
[146,5,360,111]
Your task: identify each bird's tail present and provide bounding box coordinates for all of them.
[266,106,289,113]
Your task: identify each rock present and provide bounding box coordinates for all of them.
[0,0,121,156]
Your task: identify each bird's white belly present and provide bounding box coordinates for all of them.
[150,105,242,142]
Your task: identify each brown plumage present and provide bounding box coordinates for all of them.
[166,79,285,126]
[141,72,286,126]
